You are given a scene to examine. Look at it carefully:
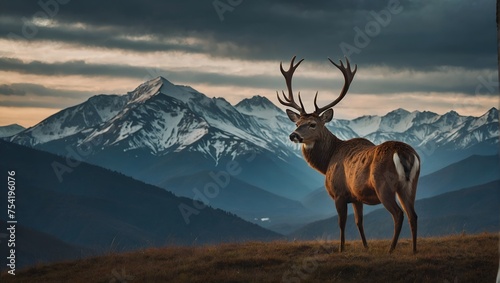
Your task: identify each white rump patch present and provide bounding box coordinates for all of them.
[393,153,406,183]
[409,154,419,183]
[393,153,420,184]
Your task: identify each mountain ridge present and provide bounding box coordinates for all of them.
[4,76,498,231]
[0,124,25,138]
[0,140,282,257]
[8,76,498,160]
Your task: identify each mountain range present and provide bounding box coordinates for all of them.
[2,139,497,270]
[6,77,498,170]
[0,140,281,270]
[0,124,24,138]
[7,76,499,168]
[8,78,321,199]
[1,76,498,270]
[3,76,499,233]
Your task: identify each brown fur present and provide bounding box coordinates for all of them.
[290,114,420,253]
[278,56,420,253]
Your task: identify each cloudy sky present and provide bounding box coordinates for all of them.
[0,0,498,127]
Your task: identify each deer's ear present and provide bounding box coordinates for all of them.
[286,109,301,122]
[320,109,334,123]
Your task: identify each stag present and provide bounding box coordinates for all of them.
[277,56,420,253]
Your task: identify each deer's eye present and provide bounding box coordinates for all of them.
[309,123,317,129]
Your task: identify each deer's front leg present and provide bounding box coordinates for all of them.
[335,198,348,252]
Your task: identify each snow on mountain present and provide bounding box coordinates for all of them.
[431,110,471,134]
[348,109,419,136]
[8,77,292,164]
[7,76,499,165]
[0,124,25,138]
[378,108,416,133]
[348,115,381,136]
[326,119,358,141]
[4,75,498,219]
[336,107,498,151]
[127,76,166,104]
[347,109,441,137]
[467,107,498,131]
[137,78,275,152]
[236,95,285,119]
[438,108,499,150]
[235,95,304,155]
[9,94,128,146]
[235,96,294,141]
[82,93,210,155]
[87,77,280,160]
[190,129,261,165]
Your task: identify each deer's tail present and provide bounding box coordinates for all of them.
[393,150,420,253]
[393,151,420,202]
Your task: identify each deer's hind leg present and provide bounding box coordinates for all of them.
[375,186,404,253]
[397,188,418,253]
[352,201,368,249]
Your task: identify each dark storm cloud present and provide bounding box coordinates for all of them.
[0,57,147,78]
[0,56,280,88]
[0,17,207,54]
[0,84,26,96]
[1,0,496,70]
[0,99,78,108]
[1,57,493,96]
[0,82,95,98]
[0,82,98,108]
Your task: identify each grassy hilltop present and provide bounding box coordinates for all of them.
[2,233,498,283]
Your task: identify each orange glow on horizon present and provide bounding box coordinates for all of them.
[0,107,60,128]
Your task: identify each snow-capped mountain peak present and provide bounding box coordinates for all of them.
[0,124,25,138]
[127,76,181,104]
[348,115,382,136]
[378,108,416,133]
[481,107,499,123]
[347,108,416,136]
[10,76,278,161]
[388,108,411,116]
[235,95,285,119]
[6,75,499,165]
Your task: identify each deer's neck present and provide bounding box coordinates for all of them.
[301,130,343,175]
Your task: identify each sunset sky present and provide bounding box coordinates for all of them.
[0,0,498,127]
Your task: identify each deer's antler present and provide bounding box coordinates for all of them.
[277,56,307,115]
[314,57,357,115]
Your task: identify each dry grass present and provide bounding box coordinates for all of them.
[2,233,498,283]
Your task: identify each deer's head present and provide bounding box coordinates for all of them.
[277,56,357,146]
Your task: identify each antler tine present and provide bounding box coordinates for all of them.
[298,92,305,111]
[314,57,357,115]
[313,91,319,111]
[276,55,306,114]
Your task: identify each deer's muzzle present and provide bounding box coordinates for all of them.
[289,132,303,143]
